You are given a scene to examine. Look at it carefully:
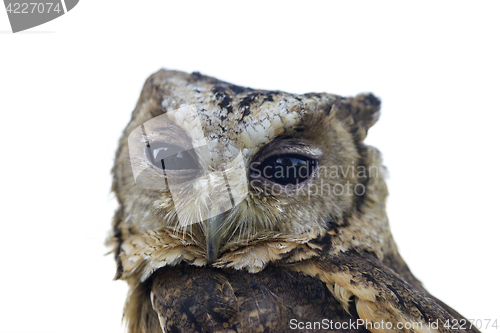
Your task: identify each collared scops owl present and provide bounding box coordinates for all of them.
[107,69,479,333]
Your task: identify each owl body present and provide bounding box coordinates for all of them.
[108,70,479,333]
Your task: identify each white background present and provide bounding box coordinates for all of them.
[1,1,499,332]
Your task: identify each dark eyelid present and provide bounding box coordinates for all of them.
[147,142,183,160]
[144,142,199,171]
[251,138,322,165]
[250,153,318,186]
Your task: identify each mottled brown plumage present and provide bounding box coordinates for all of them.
[107,69,479,333]
[150,264,370,333]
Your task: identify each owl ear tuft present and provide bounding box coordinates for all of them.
[334,93,381,141]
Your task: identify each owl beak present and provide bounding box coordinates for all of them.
[205,214,225,263]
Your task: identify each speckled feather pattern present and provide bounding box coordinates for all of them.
[108,69,480,333]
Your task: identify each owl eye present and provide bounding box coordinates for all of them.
[256,154,317,185]
[145,143,198,171]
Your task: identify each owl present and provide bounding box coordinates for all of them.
[107,69,479,333]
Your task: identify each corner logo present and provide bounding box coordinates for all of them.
[3,0,78,33]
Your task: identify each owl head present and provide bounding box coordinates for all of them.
[109,69,392,283]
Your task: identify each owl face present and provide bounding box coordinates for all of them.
[111,70,384,277]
